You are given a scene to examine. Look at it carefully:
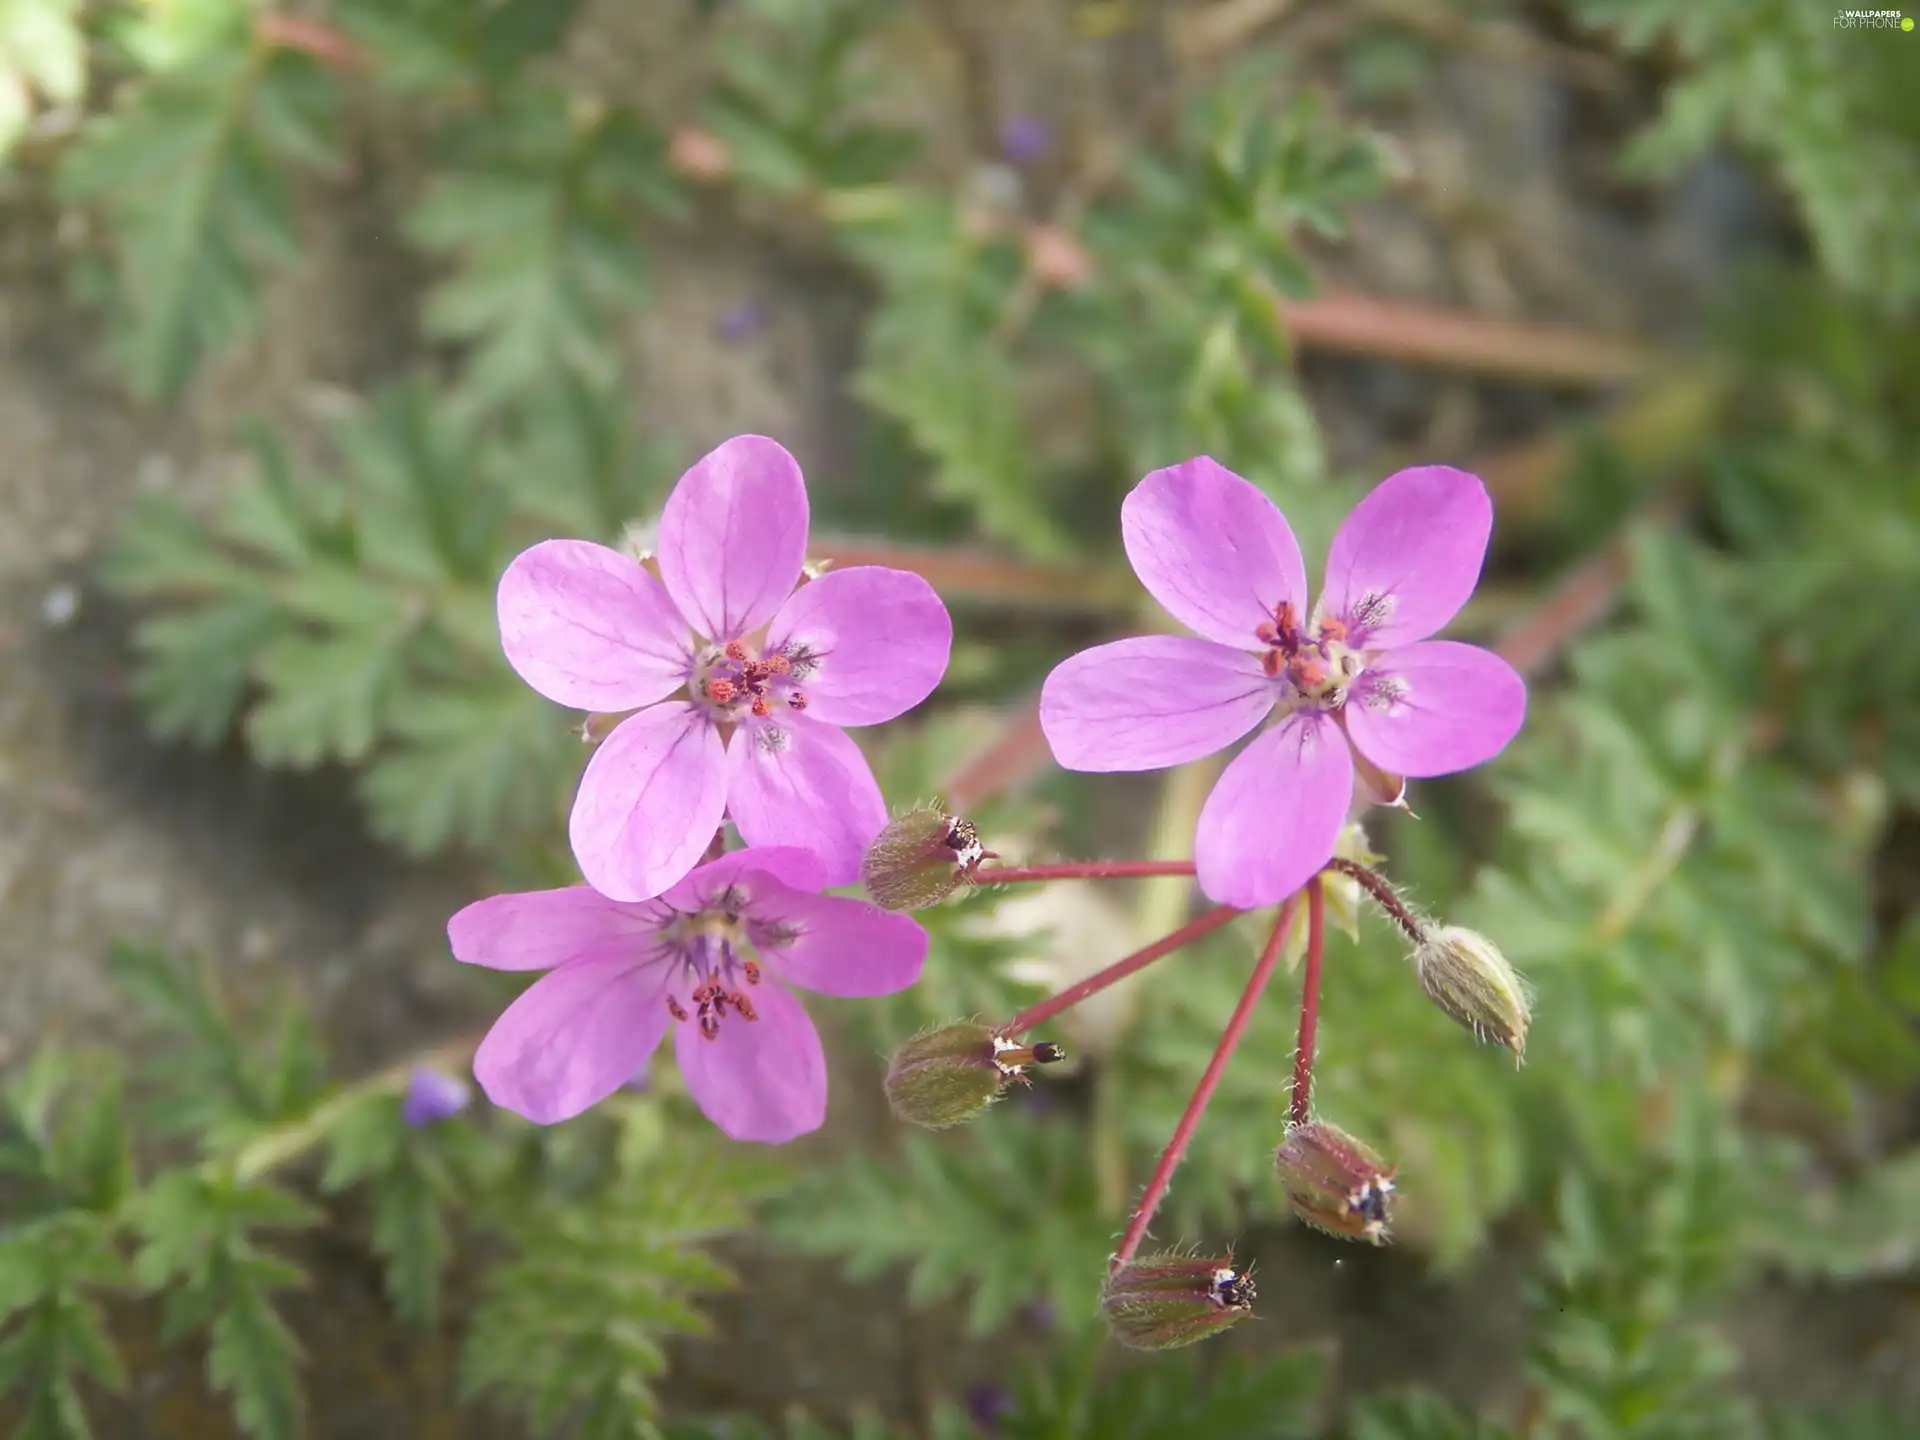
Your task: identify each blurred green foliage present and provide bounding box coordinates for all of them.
[0,0,1913,1435]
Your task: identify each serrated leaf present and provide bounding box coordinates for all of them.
[58,41,339,400]
[246,625,410,767]
[359,677,572,855]
[125,598,288,745]
[406,90,680,414]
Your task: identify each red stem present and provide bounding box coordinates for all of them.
[1000,905,1238,1038]
[1110,898,1301,1271]
[1288,878,1327,1128]
[976,860,1197,884]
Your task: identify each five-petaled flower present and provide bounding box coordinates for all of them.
[499,435,953,901]
[450,846,928,1141]
[1039,459,1526,909]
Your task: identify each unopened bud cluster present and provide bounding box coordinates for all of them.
[861,807,995,911]
[883,1021,1064,1129]
[1274,1120,1397,1245]
[1100,1249,1256,1350]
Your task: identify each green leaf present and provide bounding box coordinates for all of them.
[334,0,590,93]
[359,677,573,856]
[462,1126,785,1437]
[406,89,681,414]
[1343,1393,1514,1440]
[132,1172,316,1440]
[58,39,339,400]
[0,1216,134,1439]
[769,1108,1112,1337]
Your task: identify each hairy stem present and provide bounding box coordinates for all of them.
[1111,898,1301,1270]
[1323,857,1427,945]
[1289,877,1327,1128]
[1000,904,1238,1037]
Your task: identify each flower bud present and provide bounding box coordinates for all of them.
[1413,926,1531,1061]
[1100,1249,1256,1350]
[860,807,996,911]
[883,1022,1064,1129]
[1274,1121,1396,1245]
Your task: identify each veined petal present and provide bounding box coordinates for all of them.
[498,540,693,710]
[449,886,664,972]
[1121,457,1309,649]
[675,977,826,1143]
[474,954,673,1125]
[1320,465,1492,649]
[656,435,809,642]
[747,879,928,997]
[1342,641,1526,778]
[1195,712,1353,909]
[765,566,952,726]
[725,713,887,887]
[1040,636,1275,772]
[662,846,828,912]
[571,702,727,902]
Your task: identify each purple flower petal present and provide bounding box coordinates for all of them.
[1342,641,1526,778]
[402,1067,471,1128]
[673,976,826,1142]
[725,713,887,887]
[656,435,809,642]
[1039,635,1276,772]
[473,953,674,1124]
[571,702,727,902]
[1195,712,1353,908]
[1121,457,1309,650]
[449,885,664,971]
[765,566,953,726]
[497,540,694,711]
[660,845,829,912]
[746,879,928,997]
[1320,465,1492,650]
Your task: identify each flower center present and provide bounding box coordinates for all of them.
[660,912,765,1042]
[1255,601,1364,711]
[693,638,817,721]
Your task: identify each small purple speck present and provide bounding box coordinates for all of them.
[1023,1296,1058,1331]
[967,1383,1014,1433]
[402,1066,471,1128]
[717,299,769,343]
[1000,114,1050,166]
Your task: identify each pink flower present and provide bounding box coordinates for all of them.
[1040,459,1526,909]
[499,435,953,901]
[450,846,927,1141]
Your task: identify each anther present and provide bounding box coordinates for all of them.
[765,653,791,675]
[1318,616,1348,643]
[729,989,758,1022]
[706,678,737,705]
[750,695,771,718]
[743,960,762,985]
[699,1014,720,1041]
[724,641,748,662]
[666,996,689,1022]
[786,692,808,711]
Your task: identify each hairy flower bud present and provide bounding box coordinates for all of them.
[1413,926,1531,1061]
[861,807,996,911]
[1100,1249,1256,1350]
[1274,1121,1397,1245]
[883,1021,1064,1129]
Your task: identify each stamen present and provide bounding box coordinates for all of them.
[666,996,688,1022]
[729,989,758,1022]
[724,640,748,662]
[750,695,771,718]
[786,692,808,711]
[699,1013,720,1041]
[706,678,737,705]
[1318,616,1347,643]
[743,960,762,985]
[765,653,791,676]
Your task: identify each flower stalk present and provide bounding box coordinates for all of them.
[1000,904,1239,1038]
[1110,897,1301,1271]
[1289,877,1327,1128]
